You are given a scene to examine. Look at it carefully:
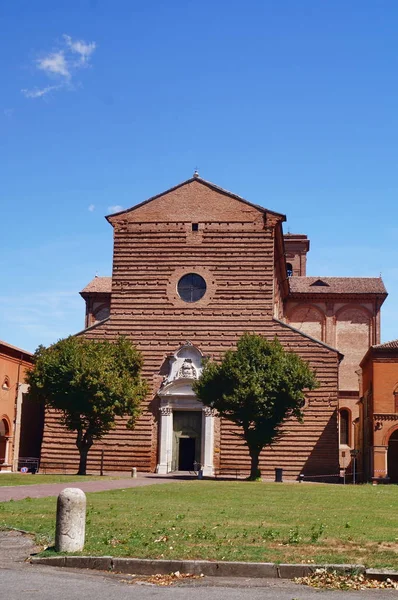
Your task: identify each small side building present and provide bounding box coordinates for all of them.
[0,340,43,472]
[359,340,398,483]
[284,236,386,473]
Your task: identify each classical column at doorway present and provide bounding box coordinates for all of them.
[4,436,12,466]
[202,407,215,476]
[157,407,173,474]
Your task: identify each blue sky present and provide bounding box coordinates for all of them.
[1,1,397,352]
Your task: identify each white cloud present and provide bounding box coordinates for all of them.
[88,204,95,212]
[63,35,96,66]
[22,35,96,100]
[21,85,60,99]
[107,205,124,214]
[37,51,70,78]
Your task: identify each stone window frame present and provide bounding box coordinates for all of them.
[177,273,207,303]
[92,302,110,323]
[166,266,216,308]
[339,407,351,446]
[1,376,10,391]
[0,415,10,435]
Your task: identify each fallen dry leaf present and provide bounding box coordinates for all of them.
[121,572,202,587]
[295,569,398,590]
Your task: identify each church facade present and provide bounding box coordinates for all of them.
[40,175,387,478]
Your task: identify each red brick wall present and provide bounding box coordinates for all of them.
[40,180,339,478]
[373,361,398,414]
[0,346,33,469]
[286,300,377,392]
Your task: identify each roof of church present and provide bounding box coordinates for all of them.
[0,339,33,358]
[80,276,112,294]
[105,175,286,222]
[80,275,388,297]
[289,277,387,295]
[372,339,398,351]
[360,338,398,366]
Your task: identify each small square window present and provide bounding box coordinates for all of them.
[192,223,199,232]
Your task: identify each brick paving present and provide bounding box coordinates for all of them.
[0,473,183,502]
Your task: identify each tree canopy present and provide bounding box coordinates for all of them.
[193,333,318,479]
[26,335,148,475]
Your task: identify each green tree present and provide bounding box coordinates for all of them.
[193,333,318,480]
[26,336,148,475]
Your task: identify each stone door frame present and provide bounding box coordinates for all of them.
[156,396,214,476]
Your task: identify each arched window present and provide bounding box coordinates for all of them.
[93,304,110,323]
[340,409,350,446]
[2,377,10,391]
[0,418,9,437]
[286,263,293,278]
[0,418,10,464]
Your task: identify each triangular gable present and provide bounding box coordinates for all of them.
[106,176,286,225]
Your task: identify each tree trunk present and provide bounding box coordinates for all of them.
[77,447,89,476]
[76,430,93,476]
[249,447,261,480]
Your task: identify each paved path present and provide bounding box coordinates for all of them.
[1,531,396,599]
[0,474,181,502]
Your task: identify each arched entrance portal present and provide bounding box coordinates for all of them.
[387,429,398,483]
[0,418,10,464]
[157,343,215,476]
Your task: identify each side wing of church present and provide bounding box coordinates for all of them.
[40,175,387,479]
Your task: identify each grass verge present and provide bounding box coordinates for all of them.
[0,474,121,487]
[1,481,398,569]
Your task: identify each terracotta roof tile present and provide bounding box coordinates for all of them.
[0,340,33,357]
[289,277,387,295]
[80,276,112,294]
[372,339,398,351]
[81,275,387,297]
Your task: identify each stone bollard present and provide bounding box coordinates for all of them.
[131,467,137,478]
[55,488,86,552]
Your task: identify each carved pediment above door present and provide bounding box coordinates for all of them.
[159,342,204,397]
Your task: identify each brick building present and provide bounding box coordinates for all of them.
[359,340,398,483]
[40,175,387,478]
[0,340,43,472]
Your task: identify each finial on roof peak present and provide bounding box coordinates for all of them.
[193,168,199,178]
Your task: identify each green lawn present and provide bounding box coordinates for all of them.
[0,474,121,486]
[1,481,398,569]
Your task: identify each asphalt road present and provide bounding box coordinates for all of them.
[1,531,396,599]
